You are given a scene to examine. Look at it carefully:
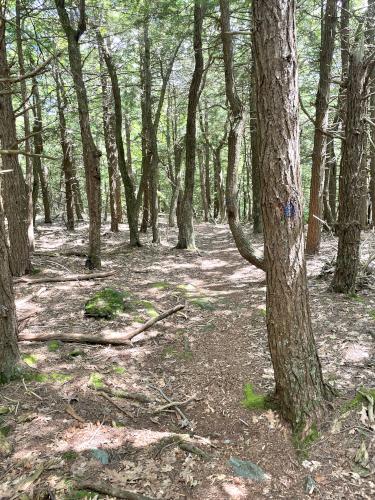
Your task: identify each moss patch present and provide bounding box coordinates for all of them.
[85,288,127,319]
[47,340,61,352]
[293,423,320,457]
[242,383,269,410]
[62,450,79,461]
[341,387,375,413]
[150,281,170,290]
[189,297,215,311]
[112,364,126,375]
[88,372,104,389]
[369,310,375,320]
[22,354,38,367]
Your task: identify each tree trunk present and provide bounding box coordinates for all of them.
[169,141,183,227]
[250,59,262,234]
[96,31,140,247]
[323,137,336,227]
[219,0,265,270]
[213,148,225,222]
[0,178,20,381]
[97,34,119,233]
[204,105,211,217]
[306,0,338,254]
[253,0,329,430]
[370,88,375,226]
[176,1,204,249]
[55,0,102,268]
[198,147,209,221]
[15,0,34,250]
[32,77,52,224]
[0,14,31,277]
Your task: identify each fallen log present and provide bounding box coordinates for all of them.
[19,304,185,345]
[77,480,155,500]
[14,271,114,285]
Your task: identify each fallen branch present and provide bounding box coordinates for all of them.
[77,480,155,500]
[97,392,134,419]
[14,271,114,285]
[98,386,151,403]
[19,304,185,344]
[152,396,196,414]
[65,404,85,423]
[148,384,191,427]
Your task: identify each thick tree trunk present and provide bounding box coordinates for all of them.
[370,91,375,226]
[32,78,52,224]
[0,180,20,381]
[176,1,204,249]
[97,34,120,233]
[253,0,328,429]
[96,32,140,247]
[306,0,338,254]
[15,0,34,250]
[56,0,102,268]
[0,15,31,276]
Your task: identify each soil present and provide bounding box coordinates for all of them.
[0,219,374,500]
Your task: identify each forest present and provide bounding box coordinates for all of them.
[0,0,374,498]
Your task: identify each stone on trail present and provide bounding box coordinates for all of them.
[228,456,268,481]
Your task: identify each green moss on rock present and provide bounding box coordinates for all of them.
[88,372,104,389]
[48,340,61,352]
[85,288,126,319]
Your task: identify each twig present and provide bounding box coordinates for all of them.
[98,392,134,419]
[65,404,85,423]
[148,384,191,426]
[22,378,43,401]
[152,396,196,414]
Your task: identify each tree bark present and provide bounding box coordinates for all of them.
[253,0,329,429]
[250,59,262,234]
[176,1,204,249]
[198,146,209,221]
[96,31,140,247]
[55,0,102,268]
[219,0,265,270]
[31,77,52,224]
[0,175,20,381]
[330,3,375,292]
[306,0,338,254]
[15,0,34,250]
[97,33,120,233]
[54,68,75,230]
[0,12,31,277]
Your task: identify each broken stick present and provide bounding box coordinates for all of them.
[19,304,185,345]
[14,271,114,285]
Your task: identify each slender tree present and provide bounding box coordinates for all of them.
[306,0,338,254]
[55,0,102,268]
[176,0,204,249]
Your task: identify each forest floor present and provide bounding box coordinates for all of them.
[0,219,375,500]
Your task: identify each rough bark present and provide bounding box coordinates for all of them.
[250,59,262,233]
[370,88,375,226]
[55,0,102,268]
[15,0,34,250]
[96,31,140,247]
[0,12,31,276]
[330,4,375,292]
[253,0,329,429]
[306,0,338,254]
[0,176,20,381]
[219,0,265,270]
[55,68,75,230]
[323,137,336,226]
[97,33,120,233]
[176,1,204,249]
[31,77,52,224]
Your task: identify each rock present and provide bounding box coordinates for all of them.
[305,475,316,494]
[90,448,110,465]
[228,457,268,481]
[0,434,12,456]
[0,405,10,415]
[85,288,127,319]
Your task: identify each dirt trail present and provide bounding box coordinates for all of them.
[0,221,374,499]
